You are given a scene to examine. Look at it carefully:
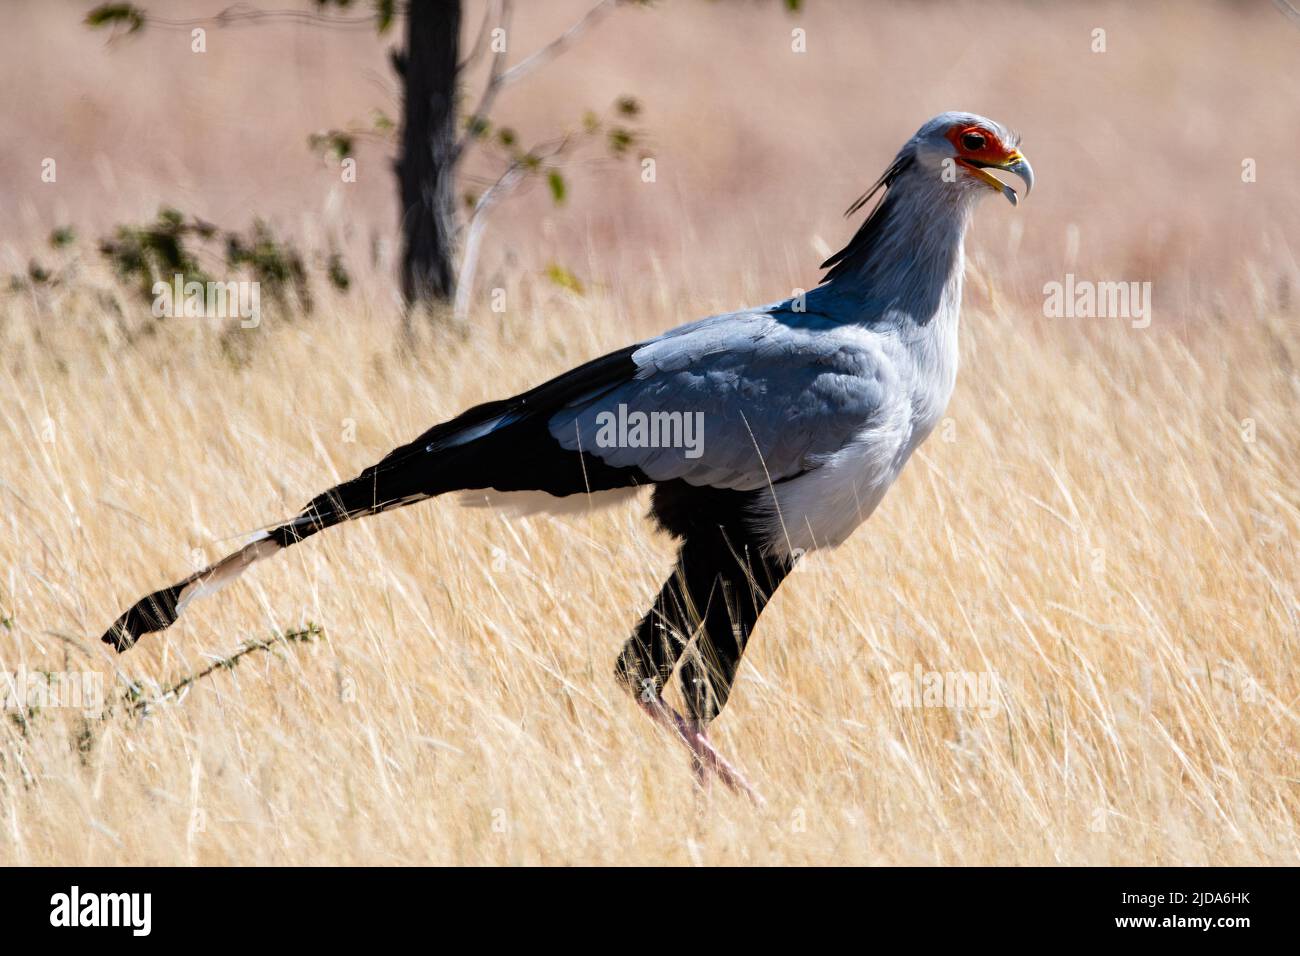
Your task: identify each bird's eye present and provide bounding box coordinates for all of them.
[961,131,987,151]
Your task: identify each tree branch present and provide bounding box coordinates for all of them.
[452,163,525,323]
[121,624,322,714]
[457,0,503,70]
[125,5,381,30]
[453,132,575,322]
[453,0,514,166]
[453,0,619,164]
[498,0,617,87]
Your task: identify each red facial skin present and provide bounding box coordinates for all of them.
[943,124,1019,166]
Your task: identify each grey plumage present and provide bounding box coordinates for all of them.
[539,111,1033,556]
[549,309,891,491]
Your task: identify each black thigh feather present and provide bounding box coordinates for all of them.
[615,481,793,723]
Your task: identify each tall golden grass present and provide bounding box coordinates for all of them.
[0,0,1297,864]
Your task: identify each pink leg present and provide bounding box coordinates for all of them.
[638,695,764,805]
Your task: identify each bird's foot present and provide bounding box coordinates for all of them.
[638,696,764,805]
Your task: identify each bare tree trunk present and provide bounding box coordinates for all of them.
[396,0,461,309]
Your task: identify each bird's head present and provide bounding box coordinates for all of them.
[908,111,1034,206]
[820,111,1033,287]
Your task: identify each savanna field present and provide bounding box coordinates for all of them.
[0,1,1297,865]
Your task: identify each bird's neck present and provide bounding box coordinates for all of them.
[822,168,975,329]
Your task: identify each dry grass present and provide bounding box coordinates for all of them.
[0,0,1298,865]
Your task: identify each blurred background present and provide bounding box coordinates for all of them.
[0,1,1297,865]
[3,0,1297,320]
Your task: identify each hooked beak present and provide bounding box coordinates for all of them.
[961,151,1035,206]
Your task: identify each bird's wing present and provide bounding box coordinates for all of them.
[548,311,899,491]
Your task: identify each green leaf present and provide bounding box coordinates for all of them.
[547,170,567,206]
[326,252,351,291]
[85,3,146,33]
[49,227,76,249]
[607,127,635,156]
[545,263,584,295]
[615,96,641,117]
[308,130,354,160]
[373,0,396,33]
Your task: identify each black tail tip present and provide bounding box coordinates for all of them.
[100,586,183,652]
[100,621,137,652]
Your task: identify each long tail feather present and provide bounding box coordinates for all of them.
[99,341,644,651]
[100,470,438,651]
[100,535,284,650]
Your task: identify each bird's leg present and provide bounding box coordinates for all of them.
[637,691,763,804]
[618,519,790,806]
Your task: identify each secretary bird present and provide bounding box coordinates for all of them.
[100,112,1032,800]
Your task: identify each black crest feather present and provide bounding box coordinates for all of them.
[819,152,915,284]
